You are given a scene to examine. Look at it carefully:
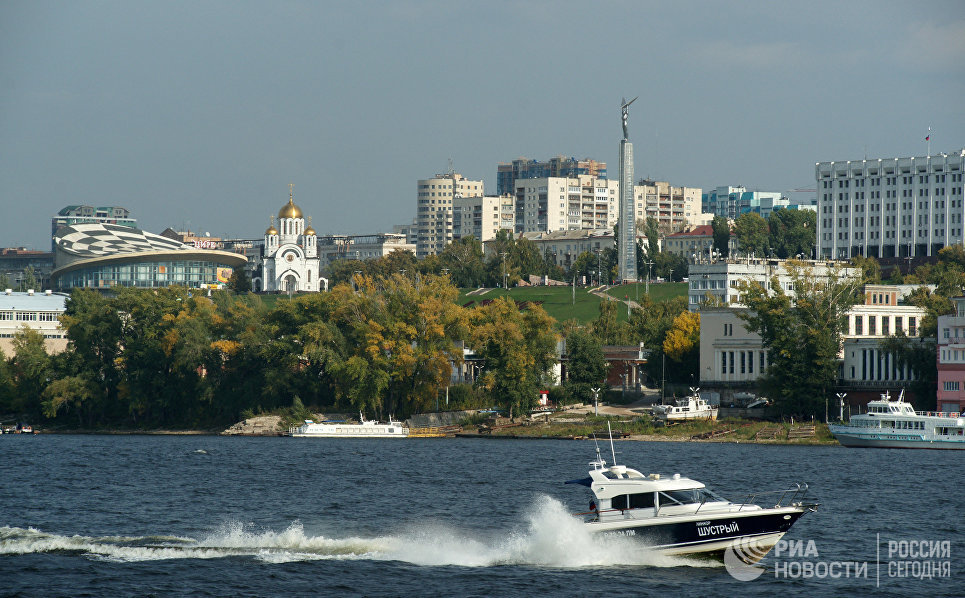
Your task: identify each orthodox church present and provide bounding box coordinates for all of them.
[254,186,325,293]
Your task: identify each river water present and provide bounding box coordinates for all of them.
[0,436,959,597]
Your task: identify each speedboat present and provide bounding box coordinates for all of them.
[566,431,817,562]
[289,412,408,438]
[828,390,965,449]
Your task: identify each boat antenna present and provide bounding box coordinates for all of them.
[607,421,618,466]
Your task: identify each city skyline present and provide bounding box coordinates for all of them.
[1,1,963,249]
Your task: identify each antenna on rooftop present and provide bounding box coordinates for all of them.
[447,157,454,176]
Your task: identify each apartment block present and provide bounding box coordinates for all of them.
[513,175,618,234]
[416,173,483,258]
[937,296,965,413]
[633,180,701,234]
[452,195,515,243]
[497,156,606,196]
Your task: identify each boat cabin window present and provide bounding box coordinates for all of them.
[611,492,655,510]
[658,488,726,506]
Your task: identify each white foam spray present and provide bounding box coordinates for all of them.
[1,497,709,568]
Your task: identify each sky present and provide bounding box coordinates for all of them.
[1,0,964,250]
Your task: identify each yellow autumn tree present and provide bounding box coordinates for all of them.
[662,310,700,362]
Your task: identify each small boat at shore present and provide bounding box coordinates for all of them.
[828,390,965,450]
[288,412,408,438]
[652,387,718,422]
[566,428,817,562]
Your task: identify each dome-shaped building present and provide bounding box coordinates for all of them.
[254,186,323,293]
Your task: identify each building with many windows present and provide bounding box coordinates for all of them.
[51,223,246,291]
[416,173,484,258]
[687,258,860,311]
[452,195,515,243]
[514,175,619,234]
[0,289,69,355]
[497,156,606,196]
[815,149,965,259]
[517,229,614,273]
[317,233,414,275]
[0,248,54,291]
[699,285,924,391]
[936,296,965,413]
[633,180,702,234]
[701,186,797,220]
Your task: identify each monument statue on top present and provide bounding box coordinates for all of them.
[621,96,637,140]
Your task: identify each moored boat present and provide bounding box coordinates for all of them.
[567,430,817,562]
[828,390,965,450]
[289,412,408,438]
[652,387,718,422]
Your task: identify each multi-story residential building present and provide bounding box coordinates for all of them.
[815,149,965,259]
[699,285,924,389]
[0,289,69,355]
[517,229,614,272]
[633,180,701,234]
[51,206,136,249]
[514,175,618,234]
[452,195,515,243]
[701,186,791,220]
[497,156,606,196]
[687,258,861,311]
[317,233,415,274]
[416,173,484,258]
[936,296,965,413]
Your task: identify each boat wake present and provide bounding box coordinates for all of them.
[0,496,709,569]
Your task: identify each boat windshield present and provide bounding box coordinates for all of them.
[658,487,727,506]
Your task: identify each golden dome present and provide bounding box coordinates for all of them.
[265,225,278,235]
[304,225,316,236]
[278,197,303,219]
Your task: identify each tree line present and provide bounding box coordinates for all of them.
[0,268,701,428]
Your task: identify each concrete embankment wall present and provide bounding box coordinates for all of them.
[406,410,476,428]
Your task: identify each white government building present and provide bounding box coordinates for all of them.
[815,149,965,259]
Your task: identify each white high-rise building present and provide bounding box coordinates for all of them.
[513,175,618,234]
[416,173,484,258]
[816,149,965,259]
[452,195,515,243]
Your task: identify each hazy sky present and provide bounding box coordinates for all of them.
[2,1,963,249]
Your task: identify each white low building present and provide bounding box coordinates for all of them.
[0,289,69,355]
[699,285,925,387]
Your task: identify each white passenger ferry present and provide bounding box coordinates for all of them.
[828,390,965,450]
[289,412,408,438]
[653,388,718,422]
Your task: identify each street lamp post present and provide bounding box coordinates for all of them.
[836,392,847,422]
[591,387,601,416]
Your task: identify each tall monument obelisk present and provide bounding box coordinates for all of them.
[618,97,638,283]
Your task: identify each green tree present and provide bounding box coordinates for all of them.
[662,310,700,382]
[9,327,51,417]
[712,215,730,258]
[736,262,859,417]
[642,216,660,258]
[850,255,881,285]
[228,267,251,293]
[591,300,619,344]
[564,329,609,403]
[440,236,486,287]
[0,272,9,290]
[733,213,769,256]
[470,297,558,419]
[768,209,816,259]
[21,266,38,292]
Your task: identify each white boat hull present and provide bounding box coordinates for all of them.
[829,427,965,450]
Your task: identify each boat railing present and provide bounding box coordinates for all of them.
[915,411,963,418]
[737,483,811,511]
